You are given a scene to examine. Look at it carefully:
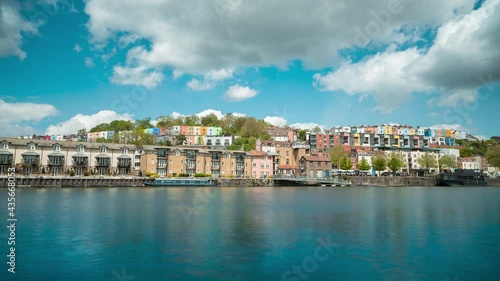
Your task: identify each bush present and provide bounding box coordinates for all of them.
[145,172,159,178]
[83,171,90,176]
[69,170,75,177]
[194,173,211,177]
[178,173,189,178]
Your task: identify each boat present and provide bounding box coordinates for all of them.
[437,169,488,186]
[144,178,216,187]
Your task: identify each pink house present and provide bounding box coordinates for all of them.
[249,150,273,178]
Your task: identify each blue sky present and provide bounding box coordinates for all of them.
[0,0,499,138]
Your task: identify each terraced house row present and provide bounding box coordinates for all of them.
[0,138,276,179]
[86,126,224,142]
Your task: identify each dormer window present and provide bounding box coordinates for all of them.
[54,144,61,151]
[77,145,84,153]
[121,147,128,154]
[1,142,8,149]
[100,146,107,153]
[174,150,180,156]
[28,143,35,150]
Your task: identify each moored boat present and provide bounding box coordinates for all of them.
[144,178,216,187]
[437,169,488,186]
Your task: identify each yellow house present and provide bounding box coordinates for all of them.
[385,125,393,135]
[409,128,416,136]
[201,126,208,136]
[353,133,361,146]
[393,135,400,147]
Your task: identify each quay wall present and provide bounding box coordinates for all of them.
[1,176,498,188]
[347,176,437,187]
[1,176,146,188]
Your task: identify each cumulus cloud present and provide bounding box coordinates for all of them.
[314,48,430,113]
[45,110,133,135]
[73,44,82,52]
[264,116,287,127]
[314,0,500,112]
[223,85,258,102]
[430,124,469,132]
[187,68,234,91]
[290,123,325,130]
[0,0,39,60]
[0,99,58,136]
[84,57,95,68]
[83,0,472,88]
[170,109,246,120]
[110,65,165,89]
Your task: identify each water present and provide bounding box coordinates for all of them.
[1,186,499,281]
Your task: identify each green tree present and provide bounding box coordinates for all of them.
[109,120,134,131]
[328,146,347,169]
[460,147,475,157]
[486,146,500,168]
[175,134,187,145]
[184,115,201,126]
[196,136,205,145]
[358,158,371,171]
[90,123,112,132]
[439,155,458,170]
[298,130,307,141]
[387,152,406,175]
[340,156,353,170]
[417,152,438,173]
[371,153,387,175]
[312,126,322,133]
[201,113,220,127]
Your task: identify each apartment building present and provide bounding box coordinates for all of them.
[0,138,137,176]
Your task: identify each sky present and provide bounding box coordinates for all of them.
[0,0,499,138]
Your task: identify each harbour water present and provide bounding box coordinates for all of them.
[1,186,499,281]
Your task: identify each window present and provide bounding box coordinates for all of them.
[54,144,61,151]
[2,143,8,149]
[100,146,107,153]
[253,163,256,167]
[122,147,128,154]
[175,150,180,156]
[169,159,173,164]
[181,160,184,164]
[151,160,154,165]
[28,143,35,150]
[286,151,289,156]
[77,145,84,153]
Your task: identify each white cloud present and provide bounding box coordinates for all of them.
[264,116,287,127]
[84,57,95,68]
[314,48,431,113]
[110,65,165,89]
[0,0,39,60]
[289,123,324,130]
[73,44,82,52]
[171,112,184,119]
[0,99,58,136]
[195,109,224,119]
[430,124,469,132]
[83,0,472,89]
[169,109,246,120]
[223,85,258,102]
[172,70,183,80]
[187,68,234,91]
[314,0,500,112]
[45,110,133,135]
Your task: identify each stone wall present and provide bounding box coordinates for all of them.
[347,176,437,187]
[216,178,274,187]
[0,176,146,188]
[488,178,500,187]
